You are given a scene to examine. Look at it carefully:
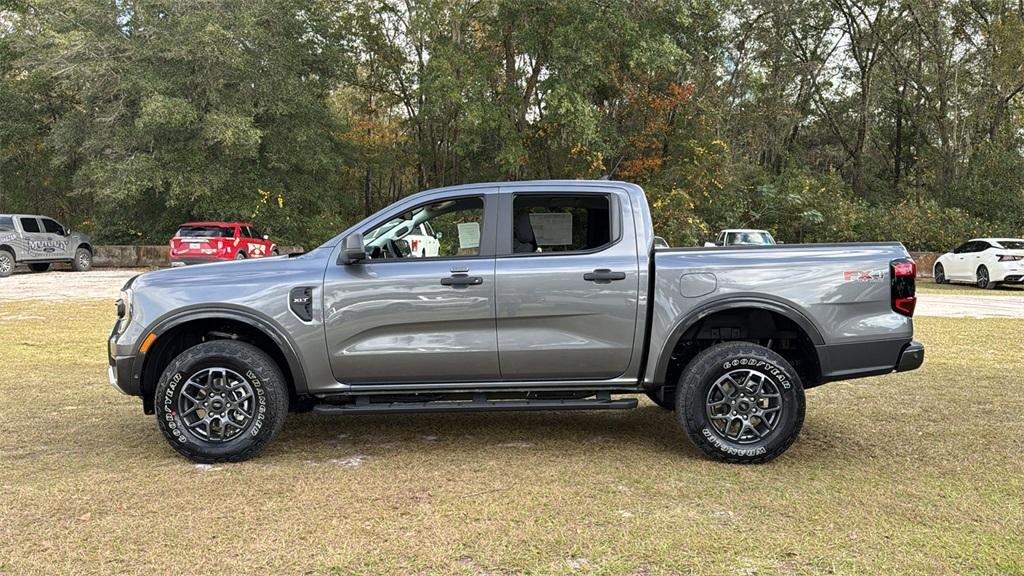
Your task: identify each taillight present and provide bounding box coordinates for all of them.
[891,257,916,317]
[998,254,1024,262]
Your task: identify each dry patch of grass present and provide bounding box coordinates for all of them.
[1,301,1022,575]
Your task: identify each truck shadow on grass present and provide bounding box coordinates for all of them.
[248,403,860,465]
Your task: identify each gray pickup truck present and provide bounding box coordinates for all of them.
[0,214,93,277]
[108,180,923,463]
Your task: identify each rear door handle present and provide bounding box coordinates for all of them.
[583,269,626,283]
[441,273,483,287]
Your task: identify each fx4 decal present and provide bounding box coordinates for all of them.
[843,270,885,282]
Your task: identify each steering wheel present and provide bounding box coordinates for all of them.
[383,239,408,259]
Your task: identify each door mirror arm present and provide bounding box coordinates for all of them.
[339,234,367,265]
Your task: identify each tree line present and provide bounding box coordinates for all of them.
[1,0,1022,250]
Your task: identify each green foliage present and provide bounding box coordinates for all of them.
[856,201,993,253]
[1,0,1023,251]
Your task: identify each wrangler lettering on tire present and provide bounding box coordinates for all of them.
[154,340,288,463]
[676,341,805,464]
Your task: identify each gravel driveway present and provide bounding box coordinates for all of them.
[915,293,1024,318]
[2,269,1022,319]
[0,269,146,301]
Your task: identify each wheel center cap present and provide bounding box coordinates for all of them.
[210,399,224,411]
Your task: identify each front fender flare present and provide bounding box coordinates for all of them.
[134,305,309,396]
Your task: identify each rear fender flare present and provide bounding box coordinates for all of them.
[653,297,825,387]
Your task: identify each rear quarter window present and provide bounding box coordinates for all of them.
[0,217,14,232]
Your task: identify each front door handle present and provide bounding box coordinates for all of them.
[583,269,626,283]
[441,273,483,287]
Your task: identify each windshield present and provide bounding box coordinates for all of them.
[176,226,234,238]
[726,231,775,245]
[995,240,1024,250]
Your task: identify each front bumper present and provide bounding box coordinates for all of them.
[108,320,142,396]
[895,341,925,372]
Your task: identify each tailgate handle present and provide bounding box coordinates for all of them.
[441,274,483,287]
[584,269,626,283]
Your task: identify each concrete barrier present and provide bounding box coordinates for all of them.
[92,245,305,268]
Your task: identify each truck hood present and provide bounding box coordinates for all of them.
[132,246,327,293]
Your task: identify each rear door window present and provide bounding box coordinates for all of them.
[20,217,41,233]
[509,194,613,254]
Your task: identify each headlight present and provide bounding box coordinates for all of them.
[116,288,133,335]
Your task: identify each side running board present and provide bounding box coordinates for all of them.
[312,392,637,415]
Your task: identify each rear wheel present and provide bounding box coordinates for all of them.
[71,248,92,272]
[154,340,289,463]
[0,250,13,278]
[977,265,996,290]
[29,263,51,273]
[676,341,805,464]
[933,263,946,284]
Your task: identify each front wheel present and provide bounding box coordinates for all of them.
[933,263,946,284]
[154,340,289,463]
[676,341,805,464]
[235,251,247,260]
[71,248,92,272]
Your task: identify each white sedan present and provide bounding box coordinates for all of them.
[933,238,1024,289]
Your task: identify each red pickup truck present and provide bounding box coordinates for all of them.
[168,221,279,266]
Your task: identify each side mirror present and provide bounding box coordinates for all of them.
[262,234,269,240]
[340,234,366,264]
[62,227,70,236]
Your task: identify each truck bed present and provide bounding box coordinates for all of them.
[644,242,916,387]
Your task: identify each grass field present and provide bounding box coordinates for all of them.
[916,278,1024,295]
[1,300,1022,575]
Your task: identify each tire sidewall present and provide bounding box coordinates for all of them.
[679,344,805,461]
[73,248,92,271]
[0,251,13,277]
[155,343,286,462]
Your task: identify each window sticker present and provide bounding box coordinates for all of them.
[457,222,480,249]
[529,213,573,246]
